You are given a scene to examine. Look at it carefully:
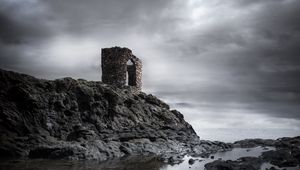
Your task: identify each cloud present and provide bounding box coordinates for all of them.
[0,0,54,74]
[156,0,300,119]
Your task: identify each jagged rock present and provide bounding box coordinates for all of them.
[234,136,300,149]
[188,158,195,165]
[0,69,230,160]
[262,149,299,167]
[233,138,276,148]
[233,137,300,168]
[205,157,263,170]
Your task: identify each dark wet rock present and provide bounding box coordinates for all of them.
[188,158,195,165]
[234,138,276,148]
[262,149,299,167]
[205,160,234,170]
[233,136,300,168]
[234,136,300,149]
[205,157,263,170]
[189,140,233,158]
[165,154,185,164]
[143,94,170,110]
[29,145,85,159]
[275,136,300,149]
[0,69,231,161]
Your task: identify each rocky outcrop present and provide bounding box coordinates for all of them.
[0,69,230,161]
[262,149,300,167]
[234,136,300,148]
[205,157,263,170]
[206,136,300,169]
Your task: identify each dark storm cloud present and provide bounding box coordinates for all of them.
[41,0,174,36]
[0,0,54,43]
[0,0,54,71]
[153,0,300,119]
[0,0,177,77]
[0,0,299,122]
[0,11,26,44]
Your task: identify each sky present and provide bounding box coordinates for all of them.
[1,0,300,141]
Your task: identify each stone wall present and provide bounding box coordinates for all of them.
[101,47,142,91]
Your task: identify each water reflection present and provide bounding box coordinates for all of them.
[0,156,165,170]
[161,146,275,170]
[2,147,296,170]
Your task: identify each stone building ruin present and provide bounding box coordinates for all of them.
[101,47,142,91]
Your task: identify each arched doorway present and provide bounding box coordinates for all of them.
[126,59,136,86]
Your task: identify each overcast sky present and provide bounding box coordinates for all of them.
[1,0,300,141]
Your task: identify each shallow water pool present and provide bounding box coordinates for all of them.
[0,146,298,170]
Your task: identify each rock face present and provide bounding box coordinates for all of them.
[205,136,300,169]
[0,69,230,161]
[234,136,300,167]
[205,157,263,170]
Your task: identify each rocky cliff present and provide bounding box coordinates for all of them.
[0,69,230,161]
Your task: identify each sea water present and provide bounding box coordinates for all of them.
[1,146,298,170]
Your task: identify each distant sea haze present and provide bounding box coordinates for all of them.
[196,128,300,142]
[163,98,300,142]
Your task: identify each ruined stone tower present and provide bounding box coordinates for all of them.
[101,47,142,91]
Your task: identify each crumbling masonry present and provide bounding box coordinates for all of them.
[101,47,142,91]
